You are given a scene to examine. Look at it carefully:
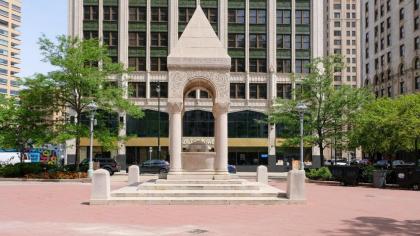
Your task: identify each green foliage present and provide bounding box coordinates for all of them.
[306,167,333,181]
[0,88,54,159]
[24,35,144,166]
[269,55,374,162]
[349,93,420,156]
[360,165,375,183]
[0,163,56,178]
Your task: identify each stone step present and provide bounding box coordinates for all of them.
[155,179,245,185]
[111,190,285,198]
[138,183,260,190]
[91,196,300,205]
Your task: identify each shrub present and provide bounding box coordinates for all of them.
[360,165,375,183]
[306,167,333,181]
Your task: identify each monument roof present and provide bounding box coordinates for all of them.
[167,6,231,70]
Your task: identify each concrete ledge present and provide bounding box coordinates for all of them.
[90,197,305,205]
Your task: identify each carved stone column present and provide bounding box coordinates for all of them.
[213,102,230,173]
[168,102,183,173]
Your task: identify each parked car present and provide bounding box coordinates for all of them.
[351,159,371,165]
[138,160,170,174]
[80,158,120,176]
[391,160,416,167]
[374,160,391,168]
[325,159,348,166]
[228,164,237,174]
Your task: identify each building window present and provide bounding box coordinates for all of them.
[103,31,118,47]
[230,83,245,99]
[415,76,420,90]
[277,34,291,49]
[249,34,266,49]
[150,82,168,98]
[277,84,292,99]
[400,81,405,94]
[228,111,268,138]
[83,31,98,39]
[228,9,245,24]
[228,34,245,48]
[277,59,291,73]
[249,59,266,73]
[400,26,405,39]
[203,8,218,24]
[231,58,245,72]
[295,35,310,49]
[104,6,118,21]
[295,60,310,74]
[129,7,146,22]
[415,58,420,70]
[295,10,310,25]
[127,110,169,137]
[249,83,267,99]
[128,57,146,71]
[399,64,405,76]
[151,7,168,22]
[84,6,98,20]
[128,82,146,98]
[276,10,291,24]
[129,32,146,47]
[415,37,420,50]
[400,44,405,57]
[150,58,167,71]
[179,8,195,23]
[249,9,266,24]
[183,110,214,137]
[400,8,404,20]
[151,32,167,47]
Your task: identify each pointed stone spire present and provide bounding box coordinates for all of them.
[167,6,230,70]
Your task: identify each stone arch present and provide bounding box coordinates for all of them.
[183,77,217,101]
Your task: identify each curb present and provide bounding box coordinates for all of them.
[0,178,91,183]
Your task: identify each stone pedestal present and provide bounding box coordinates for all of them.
[128,165,140,185]
[287,170,306,200]
[257,165,268,184]
[91,169,110,201]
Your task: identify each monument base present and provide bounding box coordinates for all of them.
[166,171,231,180]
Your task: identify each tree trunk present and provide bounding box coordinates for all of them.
[319,144,325,167]
[75,136,80,171]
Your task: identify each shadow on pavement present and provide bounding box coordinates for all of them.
[321,217,420,235]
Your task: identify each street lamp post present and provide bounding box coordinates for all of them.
[86,102,98,178]
[296,102,307,171]
[156,83,161,160]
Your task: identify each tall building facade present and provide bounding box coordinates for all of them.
[323,0,361,160]
[324,0,360,88]
[362,0,420,97]
[0,0,21,96]
[67,0,324,171]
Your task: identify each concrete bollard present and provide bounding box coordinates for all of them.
[257,165,268,185]
[91,169,110,201]
[128,165,140,185]
[287,170,306,200]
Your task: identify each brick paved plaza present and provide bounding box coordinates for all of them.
[0,176,419,236]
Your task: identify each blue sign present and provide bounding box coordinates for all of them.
[260,154,268,159]
[29,152,40,163]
